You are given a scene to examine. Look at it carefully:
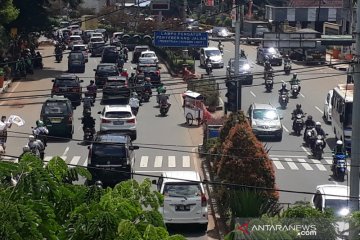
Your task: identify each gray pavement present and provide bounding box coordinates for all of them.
[0,45,212,239]
[195,41,349,204]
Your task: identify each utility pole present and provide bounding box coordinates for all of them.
[183,0,188,22]
[349,0,360,239]
[234,0,241,111]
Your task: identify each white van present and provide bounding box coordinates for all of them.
[199,46,224,68]
[153,171,208,230]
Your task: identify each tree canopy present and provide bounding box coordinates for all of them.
[0,0,19,26]
[0,154,186,240]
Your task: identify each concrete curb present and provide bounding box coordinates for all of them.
[331,65,349,71]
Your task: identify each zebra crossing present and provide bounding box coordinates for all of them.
[271,156,334,171]
[1,155,195,169]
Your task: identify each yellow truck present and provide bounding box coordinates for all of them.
[81,15,98,30]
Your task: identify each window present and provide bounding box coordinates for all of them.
[70,54,84,60]
[325,199,350,216]
[91,145,127,162]
[98,66,116,72]
[43,102,69,114]
[54,79,78,86]
[163,183,202,197]
[205,50,221,56]
[253,109,278,120]
[105,111,132,118]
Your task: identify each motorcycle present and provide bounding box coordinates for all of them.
[279,93,288,109]
[291,84,300,98]
[143,88,152,102]
[332,154,346,181]
[32,127,48,147]
[312,135,325,160]
[284,62,291,75]
[206,63,212,75]
[28,140,45,160]
[265,79,273,92]
[55,52,63,63]
[33,54,43,69]
[83,127,94,144]
[304,126,315,146]
[160,103,170,116]
[293,114,305,136]
[264,67,273,79]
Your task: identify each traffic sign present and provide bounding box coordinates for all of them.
[154,31,208,48]
[151,0,170,11]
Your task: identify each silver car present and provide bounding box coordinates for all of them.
[247,103,283,141]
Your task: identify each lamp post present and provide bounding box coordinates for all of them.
[316,0,326,32]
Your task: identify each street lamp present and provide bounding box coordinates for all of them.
[316,0,326,32]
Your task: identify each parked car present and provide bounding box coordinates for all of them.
[199,47,224,68]
[152,171,208,230]
[138,50,158,64]
[68,35,83,49]
[226,58,253,85]
[90,42,106,57]
[247,103,283,141]
[72,44,88,62]
[40,96,74,138]
[68,51,86,73]
[88,37,105,51]
[87,132,139,186]
[101,46,119,64]
[51,74,83,106]
[98,105,137,140]
[256,46,282,66]
[135,63,161,85]
[323,90,333,123]
[102,76,130,103]
[94,63,120,87]
[132,45,150,63]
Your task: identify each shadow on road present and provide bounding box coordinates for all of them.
[22,68,65,82]
[177,123,201,129]
[167,224,206,238]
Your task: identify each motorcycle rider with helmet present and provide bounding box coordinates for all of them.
[205,55,212,72]
[332,140,347,172]
[278,83,289,96]
[86,80,97,104]
[264,57,273,80]
[129,92,140,115]
[291,104,304,130]
[289,73,301,92]
[310,122,326,150]
[27,135,45,159]
[284,54,291,64]
[144,77,152,92]
[33,120,49,147]
[240,49,246,58]
[0,116,11,143]
[303,115,316,140]
[81,114,95,135]
[158,87,171,109]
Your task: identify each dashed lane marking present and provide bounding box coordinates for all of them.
[285,158,299,170]
[154,156,163,168]
[311,159,327,171]
[140,156,149,168]
[315,106,324,114]
[250,91,256,97]
[168,156,176,168]
[298,158,313,170]
[272,157,285,169]
[183,156,191,168]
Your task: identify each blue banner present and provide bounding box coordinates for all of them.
[154,31,208,48]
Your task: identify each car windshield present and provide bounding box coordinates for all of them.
[43,102,69,114]
[135,48,148,53]
[138,66,157,72]
[92,145,127,159]
[325,199,350,217]
[69,54,83,60]
[98,65,116,72]
[54,79,78,86]
[265,48,279,54]
[93,43,105,48]
[73,46,85,51]
[106,81,126,86]
[85,31,94,36]
[231,60,250,70]
[163,183,202,198]
[206,50,221,56]
[253,109,278,120]
[142,53,155,58]
[104,47,117,53]
[105,111,132,118]
[70,36,81,41]
[91,38,103,42]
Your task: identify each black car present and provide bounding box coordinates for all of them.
[91,42,106,57]
[51,74,84,106]
[101,46,119,63]
[226,58,253,85]
[132,45,150,63]
[68,51,85,73]
[94,63,119,87]
[87,132,139,186]
[136,63,161,85]
[256,47,282,66]
[102,76,130,104]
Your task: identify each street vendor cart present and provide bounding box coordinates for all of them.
[183,90,205,126]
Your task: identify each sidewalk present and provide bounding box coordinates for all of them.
[326,53,350,71]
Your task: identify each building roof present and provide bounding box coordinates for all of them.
[289,0,343,8]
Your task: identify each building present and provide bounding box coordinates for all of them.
[265,0,353,34]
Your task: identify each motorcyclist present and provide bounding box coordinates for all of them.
[86,80,97,102]
[311,122,326,150]
[240,49,246,58]
[157,83,166,95]
[55,45,62,59]
[33,120,49,147]
[83,91,93,110]
[278,83,289,95]
[289,73,301,92]
[205,55,211,66]
[158,88,171,108]
[218,40,224,53]
[121,68,129,78]
[144,77,152,93]
[291,104,304,130]
[81,114,95,135]
[284,54,291,65]
[129,73,136,87]
[27,135,44,159]
[123,46,129,61]
[264,57,273,80]
[129,92,140,115]
[35,51,43,69]
[332,140,346,171]
[303,115,316,141]
[19,145,31,160]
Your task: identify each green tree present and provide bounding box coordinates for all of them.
[0,0,19,25]
[0,154,185,240]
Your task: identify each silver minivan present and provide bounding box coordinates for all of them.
[199,47,224,68]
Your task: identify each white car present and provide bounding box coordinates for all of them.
[88,37,105,51]
[68,35,83,49]
[153,171,208,230]
[139,50,158,64]
[323,89,333,123]
[199,47,224,68]
[110,32,124,45]
[72,44,88,62]
[98,105,137,140]
[90,32,104,40]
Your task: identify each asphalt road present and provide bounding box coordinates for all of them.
[196,40,349,205]
[0,45,209,239]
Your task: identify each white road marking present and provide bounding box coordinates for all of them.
[311,159,327,171]
[168,156,176,168]
[224,50,231,52]
[60,156,67,161]
[140,156,149,168]
[283,125,289,133]
[325,159,333,165]
[63,146,69,155]
[183,156,191,168]
[154,156,163,168]
[300,93,305,98]
[70,156,81,166]
[250,91,256,97]
[298,158,313,170]
[0,81,21,106]
[284,158,299,170]
[271,157,285,169]
[83,157,88,166]
[301,146,311,155]
[281,80,285,83]
[43,156,52,165]
[315,106,324,114]
[332,181,339,185]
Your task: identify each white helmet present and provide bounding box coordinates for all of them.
[336,140,343,145]
[315,122,321,127]
[28,135,35,141]
[23,145,30,152]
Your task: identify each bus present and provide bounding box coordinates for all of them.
[331,84,353,152]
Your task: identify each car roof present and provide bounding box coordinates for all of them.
[70,35,81,38]
[135,45,149,49]
[141,50,155,54]
[252,103,275,110]
[56,74,78,80]
[104,105,131,112]
[94,132,129,143]
[45,95,70,102]
[73,44,86,47]
[203,47,220,51]
[107,76,127,81]
[316,184,350,200]
[98,63,117,67]
[162,171,201,183]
